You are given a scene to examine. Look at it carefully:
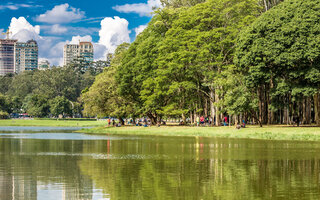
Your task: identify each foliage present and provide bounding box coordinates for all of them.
[235,0,320,122]
[23,94,50,117]
[0,111,9,119]
[0,63,98,117]
[81,43,132,120]
[114,0,260,124]
[49,96,72,117]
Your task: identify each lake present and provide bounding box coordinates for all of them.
[0,126,320,200]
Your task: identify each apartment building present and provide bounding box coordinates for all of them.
[15,40,38,73]
[63,42,93,66]
[0,39,17,75]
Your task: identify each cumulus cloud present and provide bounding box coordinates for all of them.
[69,35,92,44]
[6,16,133,65]
[135,25,147,36]
[8,17,59,65]
[9,17,40,36]
[113,0,161,16]
[35,3,85,24]
[93,43,107,61]
[50,24,68,34]
[98,16,130,53]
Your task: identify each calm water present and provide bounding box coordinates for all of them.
[1,127,320,200]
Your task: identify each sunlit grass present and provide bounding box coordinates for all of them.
[79,125,320,141]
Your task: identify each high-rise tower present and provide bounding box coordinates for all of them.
[0,39,17,75]
[63,42,93,66]
[15,40,38,73]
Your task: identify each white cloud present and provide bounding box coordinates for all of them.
[8,17,60,65]
[50,24,67,34]
[0,3,38,10]
[93,43,107,61]
[98,16,130,53]
[9,17,40,36]
[69,35,92,44]
[6,16,132,65]
[113,0,161,16]
[35,3,85,24]
[135,25,147,36]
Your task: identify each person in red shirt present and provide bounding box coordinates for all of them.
[200,116,205,126]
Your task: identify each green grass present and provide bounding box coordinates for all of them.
[79,125,320,141]
[0,119,107,127]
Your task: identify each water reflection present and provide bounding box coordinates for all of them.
[0,127,320,199]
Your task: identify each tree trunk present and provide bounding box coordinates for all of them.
[119,117,125,125]
[147,113,157,125]
[215,91,220,126]
[182,113,186,124]
[315,93,320,126]
[209,89,215,127]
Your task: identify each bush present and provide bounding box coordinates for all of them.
[0,111,9,119]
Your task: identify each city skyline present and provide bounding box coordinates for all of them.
[0,0,159,66]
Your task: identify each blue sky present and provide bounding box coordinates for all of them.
[0,0,160,65]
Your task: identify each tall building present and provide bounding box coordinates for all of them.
[79,42,93,63]
[0,39,17,75]
[15,40,38,73]
[63,42,93,66]
[63,44,78,66]
[38,60,50,70]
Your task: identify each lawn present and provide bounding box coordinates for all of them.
[79,125,320,141]
[0,119,107,127]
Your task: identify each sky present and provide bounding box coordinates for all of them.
[0,0,161,65]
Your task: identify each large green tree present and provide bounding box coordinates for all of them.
[140,0,260,124]
[82,43,132,123]
[49,96,72,117]
[235,0,320,125]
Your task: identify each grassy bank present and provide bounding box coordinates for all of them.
[79,125,320,141]
[0,119,106,127]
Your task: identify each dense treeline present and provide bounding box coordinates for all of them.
[83,0,320,126]
[0,63,105,118]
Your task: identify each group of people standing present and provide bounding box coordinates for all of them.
[195,116,211,126]
[195,116,246,128]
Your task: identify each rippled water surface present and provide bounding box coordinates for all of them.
[1,126,320,199]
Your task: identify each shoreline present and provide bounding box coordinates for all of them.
[78,125,320,142]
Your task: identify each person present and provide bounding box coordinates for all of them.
[200,116,205,126]
[107,118,111,126]
[196,116,200,126]
[242,120,246,128]
[224,116,228,126]
[112,119,115,126]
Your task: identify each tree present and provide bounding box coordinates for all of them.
[82,43,131,123]
[235,0,320,125]
[0,93,11,113]
[23,94,50,117]
[160,0,206,8]
[0,73,14,94]
[50,96,72,117]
